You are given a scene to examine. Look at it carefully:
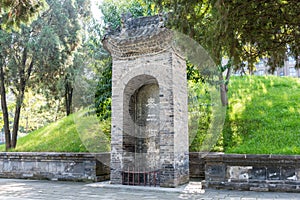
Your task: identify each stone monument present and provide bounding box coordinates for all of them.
[102,13,189,187]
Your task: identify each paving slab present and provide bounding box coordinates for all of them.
[1,179,300,200]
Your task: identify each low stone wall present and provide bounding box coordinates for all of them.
[0,152,110,182]
[189,152,206,180]
[1,152,299,192]
[190,152,300,192]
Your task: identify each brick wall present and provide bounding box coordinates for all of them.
[104,14,189,187]
[0,152,110,182]
[1,152,299,192]
[189,152,300,192]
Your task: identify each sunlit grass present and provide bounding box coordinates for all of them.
[223,75,300,155]
[0,110,110,152]
[0,75,299,155]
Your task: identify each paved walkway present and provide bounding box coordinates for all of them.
[1,179,300,200]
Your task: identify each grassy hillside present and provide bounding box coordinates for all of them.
[0,75,299,155]
[0,110,110,152]
[223,75,300,154]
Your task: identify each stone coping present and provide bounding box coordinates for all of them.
[190,152,300,160]
[0,152,108,157]
[1,151,299,157]
[1,151,299,160]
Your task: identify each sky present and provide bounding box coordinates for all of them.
[90,0,103,21]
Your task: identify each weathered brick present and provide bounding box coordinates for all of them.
[103,14,189,187]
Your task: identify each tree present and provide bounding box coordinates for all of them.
[0,26,35,149]
[0,0,47,30]
[0,30,12,150]
[213,0,300,72]
[0,0,47,150]
[0,0,91,150]
[95,56,112,120]
[32,0,91,116]
[144,0,300,105]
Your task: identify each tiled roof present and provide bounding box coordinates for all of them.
[102,13,172,59]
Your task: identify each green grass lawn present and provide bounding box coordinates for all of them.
[0,110,110,152]
[223,75,300,154]
[0,75,299,155]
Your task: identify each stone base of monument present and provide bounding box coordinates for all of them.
[86,181,205,194]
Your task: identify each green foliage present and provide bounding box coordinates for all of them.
[35,25,62,71]
[0,0,91,149]
[188,80,212,152]
[148,0,300,72]
[101,0,149,30]
[0,90,55,134]
[33,0,85,97]
[20,90,64,132]
[186,61,203,83]
[95,58,112,120]
[0,0,47,31]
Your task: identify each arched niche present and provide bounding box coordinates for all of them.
[123,75,160,171]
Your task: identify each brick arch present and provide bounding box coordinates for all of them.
[122,74,160,171]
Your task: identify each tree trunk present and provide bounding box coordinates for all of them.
[11,69,27,148]
[0,66,11,150]
[219,75,228,106]
[65,80,73,116]
[219,66,232,107]
[11,93,24,148]
[10,52,33,148]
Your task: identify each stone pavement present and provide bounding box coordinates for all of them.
[1,179,300,200]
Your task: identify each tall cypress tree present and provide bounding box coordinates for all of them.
[0,0,91,150]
